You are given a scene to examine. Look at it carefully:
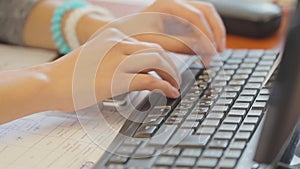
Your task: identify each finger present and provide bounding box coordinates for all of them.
[129,74,180,98]
[171,2,216,47]
[120,40,181,84]
[134,33,194,54]
[121,52,181,88]
[133,33,217,64]
[116,40,164,55]
[189,1,226,51]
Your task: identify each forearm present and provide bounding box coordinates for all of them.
[0,65,54,124]
[23,0,109,50]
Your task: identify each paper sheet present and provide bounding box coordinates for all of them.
[0,107,126,169]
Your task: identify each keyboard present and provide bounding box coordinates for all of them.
[97,49,279,169]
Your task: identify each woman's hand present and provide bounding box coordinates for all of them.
[142,0,226,52]
[104,0,225,65]
[47,28,181,112]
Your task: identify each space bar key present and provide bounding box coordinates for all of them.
[148,125,177,146]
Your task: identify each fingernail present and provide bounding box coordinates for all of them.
[171,87,180,98]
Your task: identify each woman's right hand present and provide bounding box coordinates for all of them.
[46,28,181,112]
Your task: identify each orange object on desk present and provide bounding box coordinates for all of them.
[91,1,292,50]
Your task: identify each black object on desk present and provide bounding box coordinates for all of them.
[201,0,282,38]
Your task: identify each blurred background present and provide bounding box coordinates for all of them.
[101,0,296,6]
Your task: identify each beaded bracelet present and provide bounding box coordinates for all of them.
[64,6,114,50]
[51,0,89,54]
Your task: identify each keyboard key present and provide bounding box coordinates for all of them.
[240,63,256,69]
[209,139,229,149]
[148,108,170,117]
[252,101,267,110]
[181,120,199,129]
[155,156,176,166]
[202,149,223,158]
[211,106,229,113]
[256,95,270,102]
[260,89,271,95]
[224,86,241,92]
[240,89,257,96]
[215,99,234,106]
[244,58,259,63]
[115,146,136,156]
[175,157,197,167]
[245,83,261,89]
[239,124,256,132]
[165,116,183,125]
[232,74,249,80]
[232,103,250,110]
[197,158,218,168]
[232,49,248,57]
[148,125,177,146]
[108,155,129,164]
[123,139,142,146]
[236,96,254,103]
[186,114,205,122]
[223,64,239,70]
[224,149,242,159]
[248,77,265,83]
[143,117,164,126]
[220,92,237,99]
[230,141,246,150]
[228,80,245,86]
[223,116,242,124]
[171,110,189,117]
[106,164,126,169]
[219,158,237,168]
[256,65,272,70]
[196,126,216,135]
[192,107,210,114]
[201,119,220,127]
[235,132,251,141]
[175,135,211,148]
[127,157,156,168]
[252,71,268,77]
[133,147,156,158]
[236,68,252,74]
[244,117,259,125]
[214,131,233,140]
[134,125,158,138]
[207,113,225,120]
[215,75,231,81]
[161,148,181,156]
[181,148,202,157]
[223,70,235,76]
[257,59,273,66]
[219,124,238,132]
[228,110,246,117]
[248,110,263,117]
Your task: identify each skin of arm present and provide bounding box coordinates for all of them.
[22,0,108,50]
[0,65,55,124]
[0,28,181,125]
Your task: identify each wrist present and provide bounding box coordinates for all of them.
[76,13,110,44]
